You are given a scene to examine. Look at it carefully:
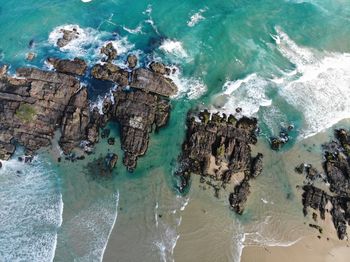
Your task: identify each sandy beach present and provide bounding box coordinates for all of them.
[241,236,349,262]
[242,211,350,262]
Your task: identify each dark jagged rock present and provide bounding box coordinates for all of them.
[270,127,292,150]
[59,88,89,154]
[127,54,138,69]
[112,89,171,171]
[295,163,324,183]
[302,185,329,219]
[86,107,102,146]
[106,153,118,171]
[57,28,79,47]
[47,57,87,76]
[250,153,263,178]
[149,61,167,75]
[101,128,110,139]
[175,110,263,213]
[0,67,88,159]
[229,180,250,214]
[91,63,129,87]
[101,42,117,62]
[298,129,350,240]
[309,224,323,234]
[130,68,177,97]
[107,137,115,145]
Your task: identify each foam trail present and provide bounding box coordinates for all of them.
[0,153,62,262]
[167,65,207,99]
[214,27,350,139]
[153,194,190,262]
[61,192,120,261]
[100,191,120,262]
[273,26,350,138]
[187,8,207,27]
[212,73,272,116]
[159,39,188,59]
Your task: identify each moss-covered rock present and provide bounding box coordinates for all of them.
[15,103,37,122]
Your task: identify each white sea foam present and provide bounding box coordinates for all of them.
[167,65,207,99]
[273,26,350,138]
[100,191,120,262]
[213,73,272,117]
[153,195,190,262]
[62,192,120,262]
[0,153,62,262]
[214,27,350,139]
[81,0,92,2]
[159,39,188,59]
[123,25,143,35]
[48,24,133,61]
[187,8,207,27]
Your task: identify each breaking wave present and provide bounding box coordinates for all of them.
[48,24,133,61]
[0,152,62,262]
[213,26,350,139]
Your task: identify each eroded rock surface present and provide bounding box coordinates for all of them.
[47,57,87,76]
[57,28,79,47]
[0,66,88,159]
[176,110,263,213]
[298,129,350,240]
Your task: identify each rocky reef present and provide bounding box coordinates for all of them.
[0,45,177,173]
[0,63,87,159]
[298,129,350,240]
[176,110,263,214]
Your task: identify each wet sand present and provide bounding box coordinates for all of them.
[242,235,350,262]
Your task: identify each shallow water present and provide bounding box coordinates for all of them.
[0,0,350,261]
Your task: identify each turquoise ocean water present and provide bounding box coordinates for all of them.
[0,0,350,261]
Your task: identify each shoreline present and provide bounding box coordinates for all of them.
[241,209,350,262]
[241,235,349,262]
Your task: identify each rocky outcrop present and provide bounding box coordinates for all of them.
[149,61,168,75]
[0,64,89,159]
[57,28,79,47]
[91,63,129,87]
[98,89,171,172]
[131,68,177,97]
[59,88,89,154]
[47,57,87,76]
[175,110,263,213]
[298,129,350,240]
[127,54,138,69]
[101,42,117,62]
[91,57,177,97]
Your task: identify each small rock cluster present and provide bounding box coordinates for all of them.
[298,129,350,240]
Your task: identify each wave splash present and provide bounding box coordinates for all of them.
[48,24,133,60]
[213,27,350,139]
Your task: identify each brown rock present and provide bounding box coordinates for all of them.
[47,57,87,76]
